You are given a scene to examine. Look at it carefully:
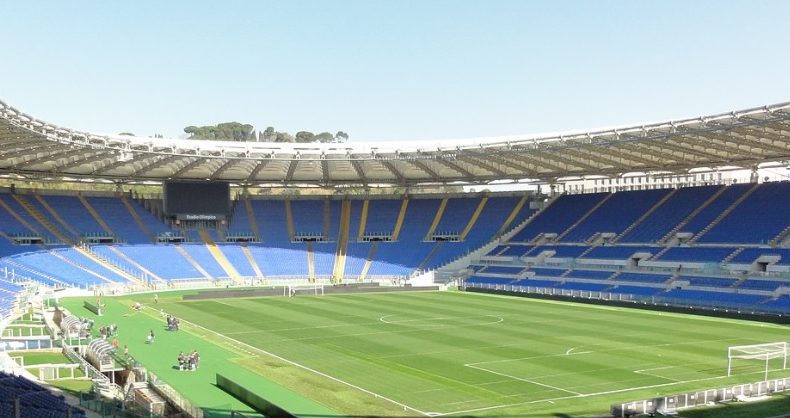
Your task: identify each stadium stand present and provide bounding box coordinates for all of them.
[681,275,738,288]
[698,181,790,244]
[0,372,87,418]
[527,245,588,258]
[656,247,738,263]
[728,247,790,264]
[564,270,615,280]
[677,183,752,237]
[560,189,672,242]
[619,185,723,243]
[0,182,788,315]
[509,193,609,242]
[579,245,656,260]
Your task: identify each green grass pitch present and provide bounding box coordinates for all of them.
[159,290,789,416]
[64,290,790,417]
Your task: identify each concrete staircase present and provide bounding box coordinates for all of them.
[423,198,449,241]
[356,199,369,242]
[358,241,379,282]
[120,195,156,243]
[769,225,790,247]
[13,194,72,243]
[657,185,728,244]
[0,198,44,236]
[460,197,488,241]
[175,246,214,281]
[34,194,80,239]
[241,244,265,279]
[495,195,529,236]
[198,230,243,284]
[331,200,351,282]
[243,196,261,241]
[107,246,166,284]
[284,199,296,241]
[554,193,613,242]
[613,188,678,243]
[723,247,745,263]
[78,194,115,237]
[416,242,444,271]
[689,182,760,244]
[306,242,316,281]
[323,198,332,239]
[391,197,410,241]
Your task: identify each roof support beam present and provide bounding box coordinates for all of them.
[617,142,683,166]
[2,143,58,161]
[380,160,405,184]
[657,140,723,161]
[131,154,183,177]
[561,147,630,169]
[406,160,441,180]
[0,136,41,149]
[284,160,299,183]
[350,160,367,184]
[435,158,475,178]
[210,159,242,180]
[93,154,153,176]
[579,145,662,168]
[534,150,602,171]
[320,160,329,184]
[12,147,94,169]
[57,151,114,172]
[684,134,758,158]
[171,158,206,178]
[245,160,272,183]
[467,150,540,176]
[728,127,790,153]
[457,154,507,177]
[507,152,568,173]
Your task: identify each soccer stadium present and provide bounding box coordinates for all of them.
[0,95,789,418]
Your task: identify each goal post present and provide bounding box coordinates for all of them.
[284,283,325,297]
[727,342,788,381]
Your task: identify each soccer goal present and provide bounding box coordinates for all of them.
[727,342,788,380]
[284,283,325,297]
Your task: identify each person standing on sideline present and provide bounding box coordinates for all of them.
[154,294,159,304]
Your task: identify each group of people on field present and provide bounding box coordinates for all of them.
[166,315,180,331]
[177,350,200,371]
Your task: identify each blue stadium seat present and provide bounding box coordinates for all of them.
[561,189,672,242]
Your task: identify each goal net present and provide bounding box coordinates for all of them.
[727,342,788,380]
[284,284,325,297]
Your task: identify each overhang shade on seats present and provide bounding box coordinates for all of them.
[2,100,790,186]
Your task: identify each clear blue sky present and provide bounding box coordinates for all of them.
[2,0,790,142]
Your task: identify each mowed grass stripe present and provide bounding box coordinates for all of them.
[160,291,789,416]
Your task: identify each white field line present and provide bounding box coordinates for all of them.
[222,314,506,339]
[466,336,741,368]
[466,363,583,396]
[433,373,735,417]
[379,314,504,326]
[565,346,592,356]
[144,306,432,417]
[280,316,507,342]
[463,291,790,330]
[633,365,681,381]
[225,321,374,335]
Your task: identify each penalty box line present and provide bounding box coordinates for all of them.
[433,373,734,417]
[144,306,433,417]
[465,363,583,396]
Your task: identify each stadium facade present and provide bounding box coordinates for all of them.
[0,99,789,417]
